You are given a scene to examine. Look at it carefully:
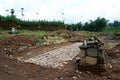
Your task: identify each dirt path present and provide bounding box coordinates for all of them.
[22,42,82,68]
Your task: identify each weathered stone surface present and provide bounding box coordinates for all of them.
[80,56,97,65]
[85,56,97,65]
[23,42,82,68]
[86,48,98,57]
[79,50,85,57]
[79,58,86,65]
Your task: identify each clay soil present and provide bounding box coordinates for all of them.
[0,35,120,80]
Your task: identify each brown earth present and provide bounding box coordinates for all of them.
[106,44,120,58]
[69,31,85,42]
[0,33,120,80]
[0,35,35,56]
[0,21,66,31]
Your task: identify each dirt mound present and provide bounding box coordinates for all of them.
[113,34,120,40]
[44,30,85,43]
[104,33,120,40]
[38,30,69,45]
[0,55,59,80]
[106,44,120,58]
[0,35,35,56]
[69,31,85,42]
[49,30,70,39]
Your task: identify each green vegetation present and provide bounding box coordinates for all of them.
[83,17,108,32]
[0,29,68,46]
[0,15,65,30]
[0,15,120,33]
[102,27,120,33]
[0,29,46,41]
[66,17,120,33]
[0,30,11,40]
[0,15,64,26]
[102,20,120,33]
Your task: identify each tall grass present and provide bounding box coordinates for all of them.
[0,29,46,41]
[102,27,120,34]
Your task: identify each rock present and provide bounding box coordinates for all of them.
[60,77,63,80]
[85,56,97,65]
[80,58,86,65]
[72,76,78,80]
[9,55,13,58]
[27,52,32,55]
[86,48,98,57]
[80,50,85,57]
[108,63,112,69]
[4,48,7,51]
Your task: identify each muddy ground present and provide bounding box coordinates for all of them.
[0,34,120,80]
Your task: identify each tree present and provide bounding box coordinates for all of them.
[94,17,108,31]
[83,17,108,32]
[76,22,82,30]
[113,20,119,27]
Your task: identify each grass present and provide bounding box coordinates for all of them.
[0,29,47,41]
[0,29,67,46]
[0,29,120,45]
[0,29,11,40]
[102,27,120,34]
[80,31,100,39]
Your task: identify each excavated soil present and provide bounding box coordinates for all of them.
[0,35,35,56]
[106,44,120,58]
[0,34,120,80]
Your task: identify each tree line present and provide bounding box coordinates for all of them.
[0,15,65,31]
[0,15,120,32]
[67,17,120,32]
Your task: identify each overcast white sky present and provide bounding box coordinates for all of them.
[0,0,120,23]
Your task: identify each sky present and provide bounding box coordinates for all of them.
[0,0,120,23]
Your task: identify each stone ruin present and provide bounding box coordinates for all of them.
[75,36,107,71]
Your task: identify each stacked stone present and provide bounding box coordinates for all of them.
[78,37,106,71]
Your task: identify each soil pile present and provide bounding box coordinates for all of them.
[0,55,59,80]
[106,44,120,58]
[113,34,120,40]
[69,31,85,42]
[104,33,120,40]
[0,35,35,56]
[41,30,85,45]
